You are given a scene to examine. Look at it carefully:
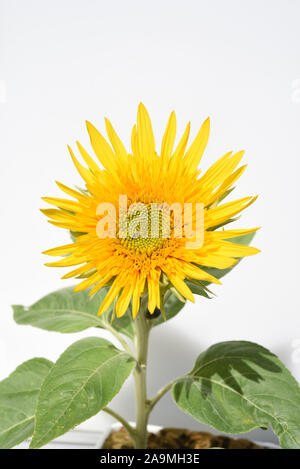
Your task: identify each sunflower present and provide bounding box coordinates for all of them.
[42,103,259,319]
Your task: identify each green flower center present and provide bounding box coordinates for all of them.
[119,203,170,254]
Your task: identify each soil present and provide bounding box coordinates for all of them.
[102,426,264,449]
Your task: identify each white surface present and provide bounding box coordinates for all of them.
[1,0,300,446]
[16,430,105,449]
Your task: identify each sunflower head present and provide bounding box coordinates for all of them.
[42,103,259,319]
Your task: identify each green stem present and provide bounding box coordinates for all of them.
[103,407,136,439]
[133,310,151,449]
[102,321,134,357]
[148,376,186,412]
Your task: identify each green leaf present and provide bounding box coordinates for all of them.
[30,337,135,448]
[227,232,256,246]
[13,286,135,339]
[0,358,53,449]
[172,341,300,449]
[13,287,108,333]
[185,279,213,298]
[105,310,135,339]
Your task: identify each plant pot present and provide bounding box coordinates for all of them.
[96,422,280,450]
[96,422,161,449]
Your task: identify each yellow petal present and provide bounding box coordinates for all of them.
[40,208,74,222]
[42,243,76,256]
[132,275,145,319]
[161,111,176,163]
[89,273,114,296]
[137,103,155,160]
[208,227,260,240]
[205,196,258,229]
[217,241,261,257]
[61,263,94,279]
[86,121,117,171]
[116,283,133,318]
[201,151,244,192]
[76,141,101,174]
[47,220,81,230]
[189,254,238,270]
[56,181,85,200]
[68,145,95,185]
[41,197,81,212]
[98,278,123,316]
[206,165,247,206]
[167,274,195,303]
[105,118,128,165]
[184,118,210,172]
[169,122,190,170]
[131,124,138,156]
[73,271,102,292]
[147,276,157,314]
[45,256,85,267]
[181,263,221,284]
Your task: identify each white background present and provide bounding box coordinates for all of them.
[1,0,300,444]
